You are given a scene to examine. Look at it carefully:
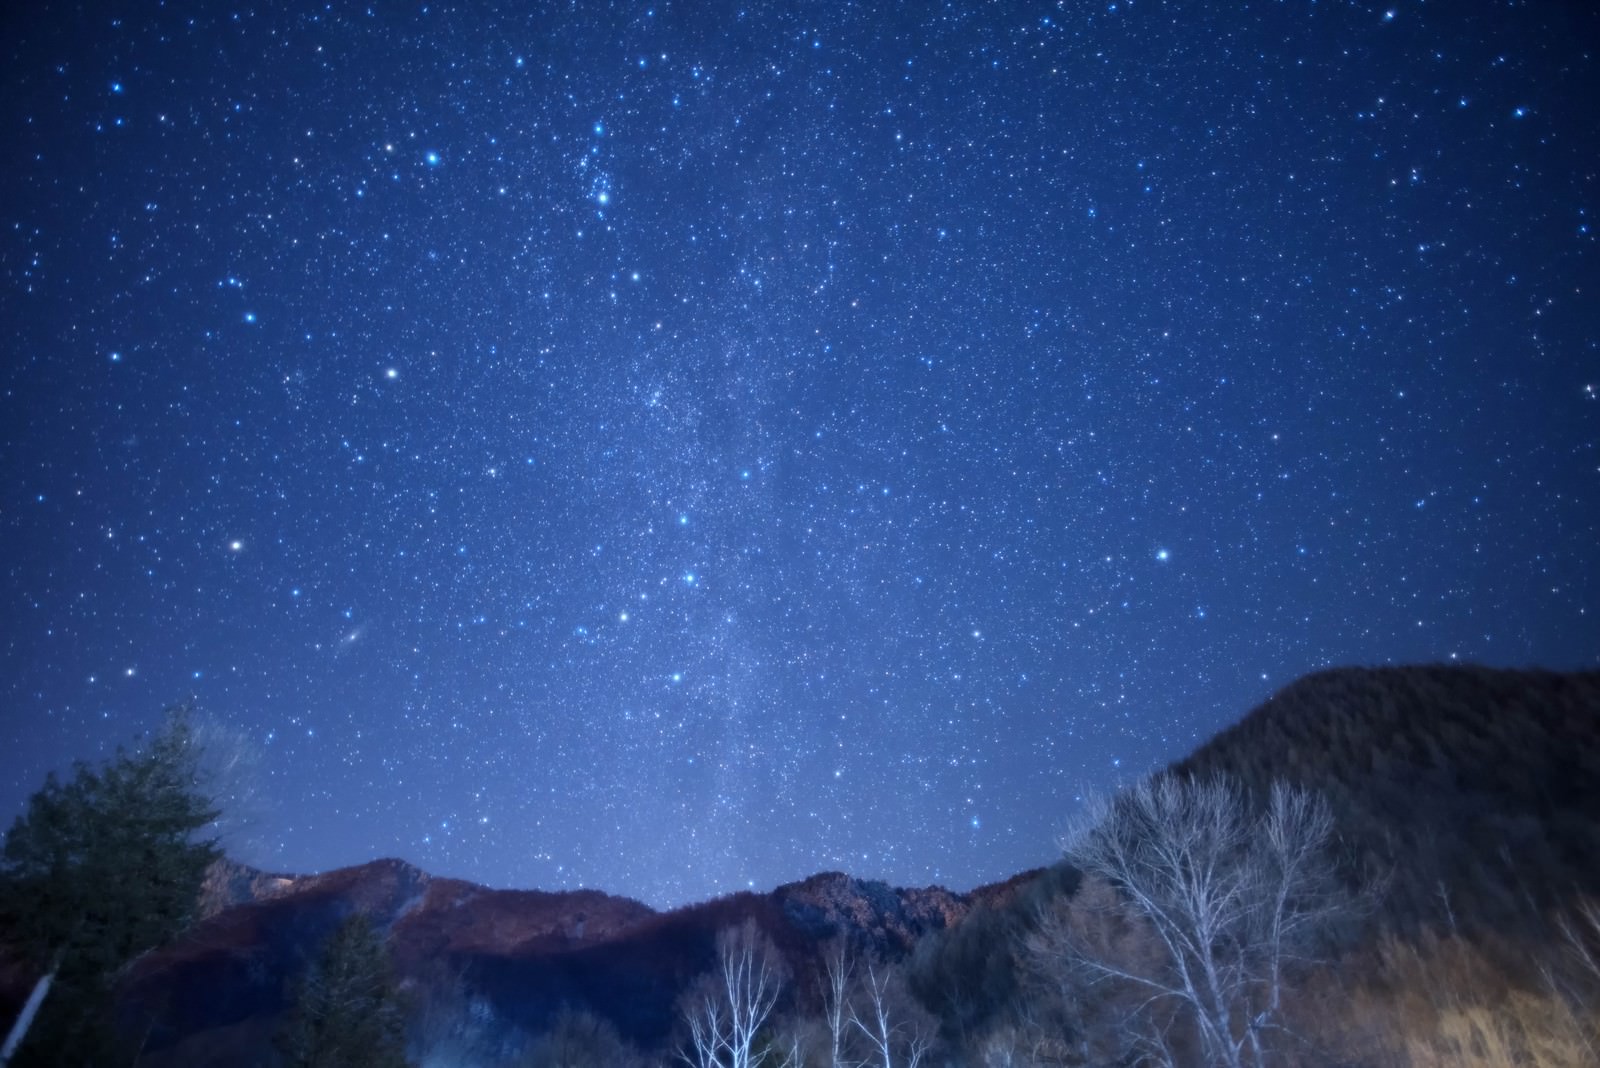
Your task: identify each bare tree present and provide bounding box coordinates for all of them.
[682,997,731,1068]
[679,920,788,1068]
[848,959,935,1068]
[1031,775,1347,1068]
[971,996,1084,1068]
[820,940,852,1068]
[405,960,531,1068]
[521,1006,647,1068]
[767,1024,806,1068]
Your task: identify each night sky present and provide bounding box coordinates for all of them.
[2,1,1596,909]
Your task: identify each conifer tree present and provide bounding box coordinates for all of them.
[278,912,412,1068]
[0,705,222,1065]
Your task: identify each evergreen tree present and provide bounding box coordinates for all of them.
[0,705,222,1066]
[278,912,412,1068]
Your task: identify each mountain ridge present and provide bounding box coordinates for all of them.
[6,662,1598,1065]
[125,853,1019,1065]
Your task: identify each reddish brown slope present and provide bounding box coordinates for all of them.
[124,859,987,1065]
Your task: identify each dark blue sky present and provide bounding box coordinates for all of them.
[2,1,1595,908]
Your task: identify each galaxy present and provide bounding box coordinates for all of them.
[2,1,1595,908]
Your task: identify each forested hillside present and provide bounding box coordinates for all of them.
[1174,665,1600,935]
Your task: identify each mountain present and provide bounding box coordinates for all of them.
[900,664,1600,1060]
[121,858,999,1066]
[7,663,1597,1066]
[1169,664,1600,934]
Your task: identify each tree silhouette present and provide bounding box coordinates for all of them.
[1031,776,1350,1068]
[278,911,412,1068]
[0,705,220,1066]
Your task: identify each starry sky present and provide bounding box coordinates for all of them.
[2,1,1596,909]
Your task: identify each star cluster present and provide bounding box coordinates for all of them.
[2,2,1596,907]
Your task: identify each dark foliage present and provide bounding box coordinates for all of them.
[907,863,1079,1047]
[1170,665,1600,938]
[518,1005,646,1067]
[276,912,410,1068]
[0,706,220,1066]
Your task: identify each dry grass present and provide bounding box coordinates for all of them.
[1302,909,1600,1068]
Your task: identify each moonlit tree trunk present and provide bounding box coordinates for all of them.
[821,941,852,1068]
[682,998,730,1068]
[848,959,935,1068]
[1033,775,1345,1068]
[851,960,900,1068]
[680,920,786,1068]
[0,707,222,1064]
[0,968,55,1066]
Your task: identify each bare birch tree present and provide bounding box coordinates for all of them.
[1031,775,1347,1068]
[680,920,789,1068]
[820,940,853,1068]
[521,1006,647,1068]
[848,959,935,1068]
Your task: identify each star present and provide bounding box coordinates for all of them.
[0,0,1589,913]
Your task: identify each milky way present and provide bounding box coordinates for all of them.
[2,2,1596,907]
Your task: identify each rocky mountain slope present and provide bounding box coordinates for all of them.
[123,857,1002,1066]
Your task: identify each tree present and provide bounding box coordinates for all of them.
[819,940,852,1068]
[810,942,937,1068]
[679,920,792,1068]
[519,1005,647,1068]
[277,912,411,1068]
[0,705,221,1066]
[1030,775,1349,1068]
[847,959,935,1068]
[405,960,506,1067]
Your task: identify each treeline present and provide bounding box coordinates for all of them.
[5,666,1600,1066]
[1172,665,1600,940]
